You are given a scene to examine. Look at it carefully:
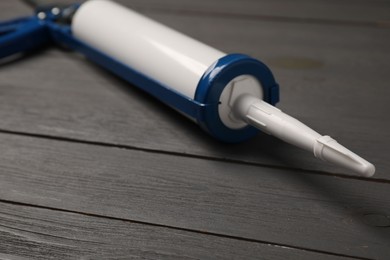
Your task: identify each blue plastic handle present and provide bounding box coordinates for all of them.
[0,16,50,59]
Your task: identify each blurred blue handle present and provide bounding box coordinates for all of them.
[0,16,50,59]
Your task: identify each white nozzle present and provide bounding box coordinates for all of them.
[313,136,375,177]
[233,94,375,177]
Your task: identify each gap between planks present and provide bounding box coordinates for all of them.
[0,128,387,184]
[0,198,368,260]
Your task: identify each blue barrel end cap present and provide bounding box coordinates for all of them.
[194,53,279,143]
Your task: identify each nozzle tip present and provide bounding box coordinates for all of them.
[314,136,375,177]
[359,162,375,177]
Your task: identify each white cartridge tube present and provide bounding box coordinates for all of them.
[72,0,225,99]
[71,0,375,176]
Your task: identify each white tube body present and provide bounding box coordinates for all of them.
[71,0,375,177]
[72,0,225,98]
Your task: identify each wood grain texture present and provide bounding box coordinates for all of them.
[1,202,350,260]
[0,1,388,178]
[0,133,389,259]
[1,1,390,259]
[13,0,390,24]
[126,0,390,24]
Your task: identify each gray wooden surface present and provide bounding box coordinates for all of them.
[1,0,389,259]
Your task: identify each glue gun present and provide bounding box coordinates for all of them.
[0,0,375,176]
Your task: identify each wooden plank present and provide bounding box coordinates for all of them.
[128,1,390,27]
[0,202,349,260]
[0,133,389,259]
[0,1,30,20]
[0,7,387,178]
[10,0,390,24]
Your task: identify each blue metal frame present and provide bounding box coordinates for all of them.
[0,5,280,143]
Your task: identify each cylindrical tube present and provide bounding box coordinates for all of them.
[72,0,225,99]
[71,0,279,142]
